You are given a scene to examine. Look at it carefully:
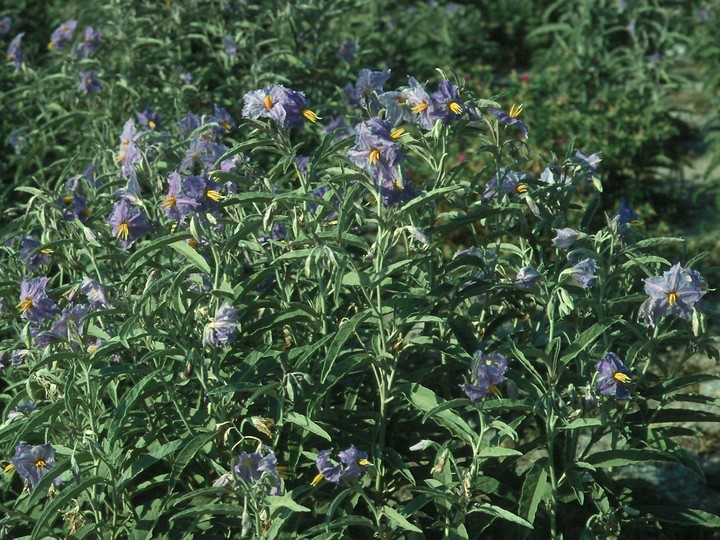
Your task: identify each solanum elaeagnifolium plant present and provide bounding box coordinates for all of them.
[0,62,718,540]
[0,1,719,539]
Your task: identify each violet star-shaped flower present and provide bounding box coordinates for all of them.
[7,442,57,488]
[516,266,541,289]
[552,228,581,249]
[7,32,24,68]
[234,447,282,495]
[48,19,76,50]
[487,104,529,138]
[33,304,89,347]
[162,172,199,220]
[136,107,161,130]
[430,80,465,124]
[17,277,58,323]
[403,76,437,130]
[203,303,238,346]
[461,350,508,403]
[569,258,598,289]
[107,199,152,250]
[79,71,101,94]
[19,236,51,271]
[348,117,404,183]
[596,352,632,399]
[482,169,530,201]
[80,277,108,308]
[639,263,707,327]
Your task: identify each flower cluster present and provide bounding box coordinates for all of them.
[242,84,318,129]
[311,445,369,486]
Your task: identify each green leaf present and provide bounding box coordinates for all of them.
[560,418,603,430]
[168,240,212,274]
[383,505,422,533]
[518,460,548,526]
[266,495,310,512]
[400,383,475,444]
[108,369,166,444]
[476,446,523,458]
[169,503,245,521]
[285,411,331,441]
[559,321,614,366]
[585,449,674,468]
[469,503,533,529]
[321,310,369,383]
[168,431,217,491]
[635,506,720,527]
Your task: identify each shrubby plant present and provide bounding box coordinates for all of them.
[0,1,718,539]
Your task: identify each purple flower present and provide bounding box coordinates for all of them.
[203,303,237,346]
[19,237,51,271]
[59,192,89,222]
[234,447,282,495]
[76,26,101,58]
[612,199,638,226]
[569,258,598,289]
[80,277,108,308]
[17,277,58,323]
[348,68,391,109]
[639,263,707,327]
[482,169,530,201]
[8,400,35,421]
[403,76,437,130]
[178,112,201,138]
[6,442,57,488]
[596,352,632,399]
[33,304,89,347]
[180,72,193,84]
[162,171,199,220]
[380,172,415,206]
[6,32,24,68]
[211,104,236,135]
[539,164,570,187]
[136,107,160,130]
[347,117,404,183]
[48,19,77,50]
[516,266,541,288]
[116,119,142,176]
[242,84,318,129]
[487,104,529,138]
[377,91,412,126]
[79,71,101,94]
[10,349,30,367]
[461,350,508,403]
[552,227,581,249]
[574,150,601,178]
[430,80,465,124]
[184,174,224,212]
[338,39,357,61]
[311,445,369,486]
[107,199,152,250]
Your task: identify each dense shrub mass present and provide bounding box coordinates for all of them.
[1,1,718,538]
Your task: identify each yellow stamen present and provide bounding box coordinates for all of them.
[40,248,53,255]
[516,184,528,194]
[187,239,198,249]
[311,472,324,486]
[489,384,503,397]
[449,101,463,114]
[390,127,405,140]
[613,372,631,384]
[358,458,370,466]
[4,464,14,474]
[36,459,47,469]
[7,54,15,61]
[221,120,232,132]
[117,222,130,241]
[87,344,99,354]
[47,41,55,50]
[276,466,288,480]
[411,102,428,113]
[369,148,381,165]
[63,195,74,204]
[116,141,129,162]
[509,103,524,119]
[205,189,224,202]
[397,96,407,104]
[162,194,177,208]
[148,120,156,130]
[667,291,677,306]
[17,298,33,314]
[264,95,273,110]
[302,108,318,123]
